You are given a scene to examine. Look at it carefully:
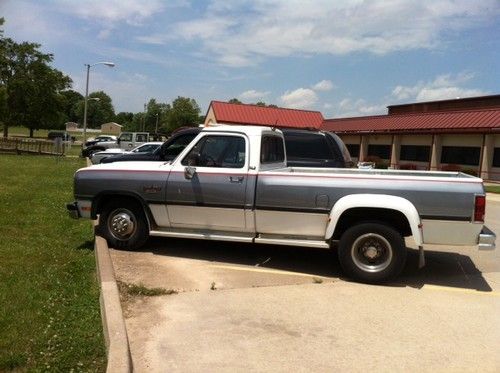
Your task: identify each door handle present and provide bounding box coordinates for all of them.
[229,176,244,183]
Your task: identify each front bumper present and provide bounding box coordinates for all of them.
[67,202,80,219]
[478,226,496,250]
[66,200,92,220]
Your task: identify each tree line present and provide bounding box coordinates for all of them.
[0,18,202,138]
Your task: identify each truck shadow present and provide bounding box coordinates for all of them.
[143,238,493,292]
[396,248,493,292]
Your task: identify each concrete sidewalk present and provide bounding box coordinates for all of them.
[124,279,500,372]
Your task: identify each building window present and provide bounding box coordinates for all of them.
[441,146,480,166]
[346,144,360,158]
[400,145,430,162]
[493,148,500,168]
[368,144,391,160]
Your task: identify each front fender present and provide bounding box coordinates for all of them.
[325,194,423,246]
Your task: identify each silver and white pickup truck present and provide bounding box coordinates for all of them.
[67,125,496,283]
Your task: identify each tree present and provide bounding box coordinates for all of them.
[74,91,115,129]
[115,111,134,128]
[0,18,72,137]
[164,96,200,132]
[0,85,7,135]
[144,98,170,133]
[60,89,83,124]
[228,98,242,104]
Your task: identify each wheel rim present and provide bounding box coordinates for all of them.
[351,233,393,273]
[107,208,136,240]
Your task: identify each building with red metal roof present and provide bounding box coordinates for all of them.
[204,101,324,130]
[322,108,500,134]
[321,95,500,181]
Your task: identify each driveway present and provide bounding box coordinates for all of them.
[110,197,500,372]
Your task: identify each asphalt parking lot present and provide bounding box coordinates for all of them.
[110,197,500,372]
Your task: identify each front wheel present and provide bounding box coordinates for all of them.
[98,199,149,250]
[338,222,407,283]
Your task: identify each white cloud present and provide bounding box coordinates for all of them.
[56,0,167,25]
[139,0,500,66]
[312,80,334,91]
[238,89,270,101]
[392,72,488,102]
[335,98,386,117]
[280,88,318,109]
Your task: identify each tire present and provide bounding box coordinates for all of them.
[337,222,407,283]
[98,198,149,250]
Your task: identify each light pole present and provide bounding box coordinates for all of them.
[155,113,159,134]
[83,61,115,144]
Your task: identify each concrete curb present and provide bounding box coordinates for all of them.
[86,158,132,372]
[94,235,133,373]
[487,193,500,203]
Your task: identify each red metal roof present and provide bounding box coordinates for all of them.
[322,108,500,134]
[209,101,324,129]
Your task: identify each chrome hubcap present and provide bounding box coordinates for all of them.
[108,210,135,239]
[351,233,393,273]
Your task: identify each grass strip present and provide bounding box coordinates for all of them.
[485,185,500,194]
[0,154,106,371]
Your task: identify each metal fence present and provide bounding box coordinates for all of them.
[0,137,67,155]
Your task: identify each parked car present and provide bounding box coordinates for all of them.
[90,142,163,164]
[100,127,202,164]
[82,135,118,157]
[84,135,117,147]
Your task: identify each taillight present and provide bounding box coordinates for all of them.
[474,195,486,223]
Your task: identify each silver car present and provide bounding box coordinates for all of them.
[90,142,163,164]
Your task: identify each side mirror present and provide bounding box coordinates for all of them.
[117,138,121,144]
[184,166,196,180]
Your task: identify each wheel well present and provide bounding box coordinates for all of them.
[92,193,155,229]
[332,207,412,240]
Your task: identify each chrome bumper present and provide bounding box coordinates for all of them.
[66,202,80,219]
[478,226,496,250]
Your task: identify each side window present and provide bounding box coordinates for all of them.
[261,135,285,163]
[119,133,132,142]
[136,134,148,142]
[181,135,246,168]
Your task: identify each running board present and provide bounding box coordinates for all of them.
[150,229,330,249]
[254,237,330,249]
[149,230,254,243]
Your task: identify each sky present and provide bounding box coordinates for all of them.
[1,0,499,118]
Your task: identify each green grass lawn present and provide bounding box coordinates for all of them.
[0,154,106,371]
[485,185,500,194]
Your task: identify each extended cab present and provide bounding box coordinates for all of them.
[68,125,496,283]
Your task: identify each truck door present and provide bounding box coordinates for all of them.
[118,133,133,149]
[166,133,249,232]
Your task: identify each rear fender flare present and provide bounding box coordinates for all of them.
[325,194,423,246]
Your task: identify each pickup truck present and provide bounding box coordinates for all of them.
[67,125,496,283]
[82,132,150,157]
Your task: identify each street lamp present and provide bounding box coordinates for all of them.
[83,61,115,144]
